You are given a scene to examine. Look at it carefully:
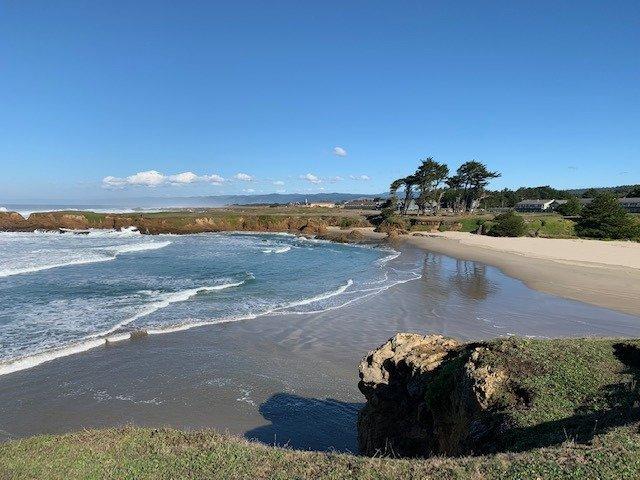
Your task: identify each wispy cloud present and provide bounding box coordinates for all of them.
[273,180,285,186]
[300,173,322,184]
[329,176,344,183]
[333,146,347,157]
[102,170,225,188]
[350,174,371,181]
[234,172,253,181]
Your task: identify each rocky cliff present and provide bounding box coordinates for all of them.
[0,210,370,235]
[358,333,640,458]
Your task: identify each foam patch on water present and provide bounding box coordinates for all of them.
[0,279,248,376]
[262,245,292,254]
[0,233,171,278]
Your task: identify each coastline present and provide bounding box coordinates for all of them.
[333,227,640,317]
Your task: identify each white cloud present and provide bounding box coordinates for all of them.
[203,174,225,185]
[168,171,199,184]
[102,175,128,188]
[329,176,344,183]
[102,170,225,188]
[350,174,371,181]
[127,170,166,187]
[234,172,253,181]
[333,146,347,157]
[300,173,322,184]
[243,188,255,193]
[273,180,285,186]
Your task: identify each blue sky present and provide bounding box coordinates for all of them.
[1,1,638,201]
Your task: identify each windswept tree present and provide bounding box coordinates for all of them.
[382,178,405,219]
[414,158,450,214]
[444,174,465,212]
[400,175,417,215]
[455,161,501,212]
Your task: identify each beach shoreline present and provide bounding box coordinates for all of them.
[329,227,640,317]
[2,234,639,449]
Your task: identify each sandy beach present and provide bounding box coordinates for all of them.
[328,228,640,317]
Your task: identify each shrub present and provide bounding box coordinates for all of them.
[556,197,582,216]
[487,211,526,237]
[526,216,576,238]
[376,214,408,233]
[575,193,640,240]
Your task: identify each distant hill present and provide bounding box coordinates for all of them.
[127,192,385,208]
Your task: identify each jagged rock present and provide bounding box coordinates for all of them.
[357,333,509,458]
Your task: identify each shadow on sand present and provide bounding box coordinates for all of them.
[244,393,363,453]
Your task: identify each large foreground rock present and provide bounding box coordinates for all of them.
[358,333,510,457]
[358,333,640,459]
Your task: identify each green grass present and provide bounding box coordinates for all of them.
[3,338,640,479]
[524,215,576,238]
[470,338,640,453]
[2,424,640,479]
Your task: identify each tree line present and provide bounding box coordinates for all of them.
[483,184,640,209]
[387,158,501,215]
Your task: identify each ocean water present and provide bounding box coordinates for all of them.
[0,204,164,218]
[0,230,419,375]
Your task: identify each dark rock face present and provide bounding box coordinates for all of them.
[357,333,508,458]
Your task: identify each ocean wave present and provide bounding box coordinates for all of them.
[85,280,247,338]
[276,279,354,309]
[375,249,401,266]
[0,279,248,376]
[0,240,172,278]
[262,245,292,254]
[104,240,172,255]
[0,255,113,278]
[86,226,141,237]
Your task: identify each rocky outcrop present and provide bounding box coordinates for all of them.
[357,333,510,457]
[0,210,369,235]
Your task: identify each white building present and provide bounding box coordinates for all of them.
[514,199,556,212]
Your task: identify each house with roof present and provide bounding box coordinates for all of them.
[619,198,640,213]
[514,199,556,212]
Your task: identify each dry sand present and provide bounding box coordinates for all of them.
[332,227,640,316]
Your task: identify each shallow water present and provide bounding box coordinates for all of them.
[0,230,416,375]
[0,233,639,451]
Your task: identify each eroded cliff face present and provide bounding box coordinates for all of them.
[357,333,510,457]
[0,211,369,235]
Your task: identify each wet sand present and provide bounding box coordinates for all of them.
[328,227,640,317]
[403,233,640,317]
[1,244,639,451]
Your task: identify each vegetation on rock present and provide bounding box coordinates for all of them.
[358,333,640,465]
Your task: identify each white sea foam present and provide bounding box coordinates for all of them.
[105,240,172,255]
[86,280,246,338]
[375,249,401,266]
[0,338,106,376]
[0,256,113,278]
[275,279,354,309]
[262,245,292,254]
[0,280,247,376]
[0,239,171,278]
